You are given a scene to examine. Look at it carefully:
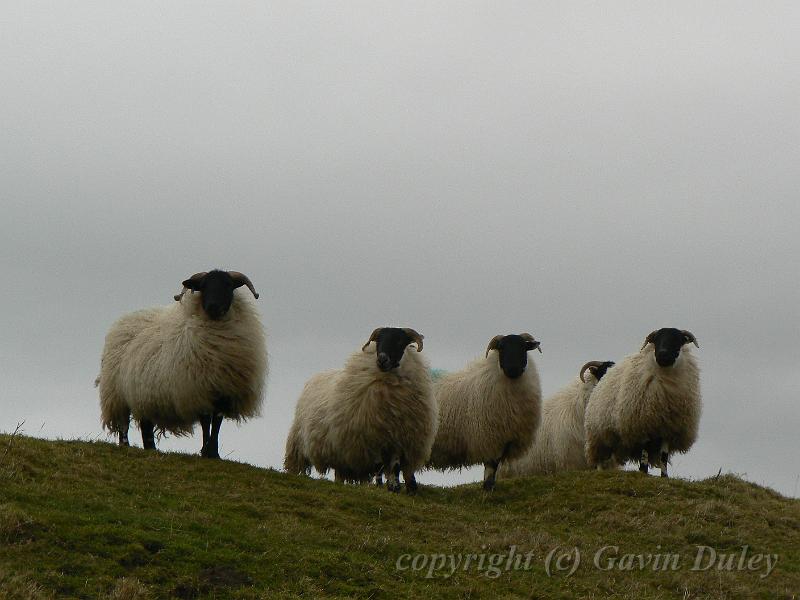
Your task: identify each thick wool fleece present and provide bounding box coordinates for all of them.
[284,342,436,481]
[584,346,700,467]
[427,351,542,470]
[98,289,267,435]
[501,375,600,477]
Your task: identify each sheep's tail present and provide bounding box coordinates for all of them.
[283,423,311,475]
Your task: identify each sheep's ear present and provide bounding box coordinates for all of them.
[526,340,542,353]
[520,333,542,354]
[682,330,699,348]
[182,271,208,291]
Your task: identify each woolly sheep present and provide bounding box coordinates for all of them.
[584,328,701,477]
[97,269,267,458]
[427,333,543,491]
[284,327,436,494]
[499,360,614,478]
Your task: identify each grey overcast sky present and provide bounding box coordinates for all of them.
[2,2,798,495]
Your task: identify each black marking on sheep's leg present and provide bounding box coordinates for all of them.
[660,452,669,478]
[118,428,130,447]
[140,420,156,450]
[483,459,499,491]
[201,413,222,460]
[639,449,649,474]
[382,451,401,493]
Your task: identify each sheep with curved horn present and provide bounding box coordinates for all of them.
[97,269,268,458]
[427,333,543,491]
[585,328,701,477]
[284,326,436,494]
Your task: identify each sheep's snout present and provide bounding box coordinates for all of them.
[655,351,679,367]
[204,302,230,320]
[502,366,525,379]
[377,352,395,372]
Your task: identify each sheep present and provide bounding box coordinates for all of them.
[499,360,615,478]
[284,327,436,494]
[584,328,700,477]
[96,269,267,458]
[427,333,543,491]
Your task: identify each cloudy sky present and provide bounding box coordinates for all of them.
[2,3,798,496]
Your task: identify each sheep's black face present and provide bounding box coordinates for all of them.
[650,328,693,367]
[496,335,539,379]
[591,361,616,381]
[374,328,416,372]
[184,270,236,320]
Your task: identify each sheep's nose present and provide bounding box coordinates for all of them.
[655,352,677,367]
[377,352,392,371]
[206,304,227,319]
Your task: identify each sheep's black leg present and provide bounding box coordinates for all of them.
[201,413,222,459]
[199,414,211,456]
[402,466,418,495]
[140,419,156,450]
[639,449,650,473]
[660,442,669,478]
[374,462,384,486]
[483,459,499,491]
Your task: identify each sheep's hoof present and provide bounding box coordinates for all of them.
[201,447,220,459]
[387,481,401,493]
[660,471,669,479]
[638,463,649,474]
[482,479,496,492]
[405,480,418,495]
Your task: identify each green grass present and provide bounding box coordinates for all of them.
[0,434,798,599]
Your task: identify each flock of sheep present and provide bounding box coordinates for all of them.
[96,269,702,492]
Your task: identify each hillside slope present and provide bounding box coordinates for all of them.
[0,434,798,599]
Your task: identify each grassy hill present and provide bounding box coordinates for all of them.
[0,434,798,599]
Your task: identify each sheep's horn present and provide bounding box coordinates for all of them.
[182,271,208,289]
[579,361,606,383]
[177,272,209,300]
[228,271,259,299]
[485,335,504,358]
[640,330,659,351]
[520,332,542,353]
[403,328,424,352]
[362,328,383,352]
[681,330,699,348]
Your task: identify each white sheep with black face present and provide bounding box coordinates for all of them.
[500,360,615,478]
[284,327,436,494]
[584,328,701,477]
[96,270,267,458]
[427,333,543,491]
